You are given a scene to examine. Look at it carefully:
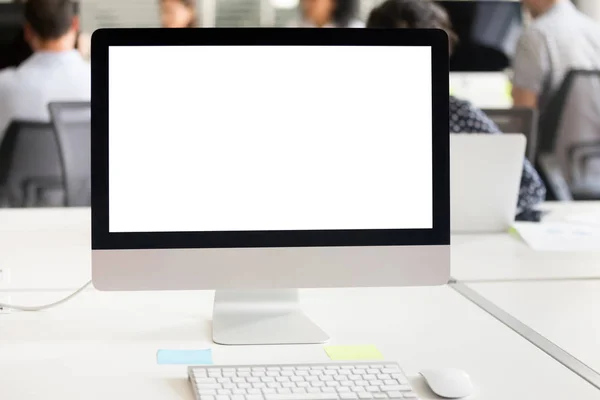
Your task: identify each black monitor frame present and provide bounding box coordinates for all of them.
[91,28,450,250]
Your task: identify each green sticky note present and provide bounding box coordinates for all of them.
[324,345,384,361]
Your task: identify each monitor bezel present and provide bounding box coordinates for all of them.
[91,28,450,250]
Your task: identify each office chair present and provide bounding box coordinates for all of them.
[48,102,91,207]
[538,69,600,200]
[482,107,538,162]
[0,121,63,207]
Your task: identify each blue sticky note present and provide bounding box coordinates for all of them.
[156,349,213,365]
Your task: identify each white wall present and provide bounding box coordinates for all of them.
[574,0,600,21]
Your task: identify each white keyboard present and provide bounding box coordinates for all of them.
[188,362,418,400]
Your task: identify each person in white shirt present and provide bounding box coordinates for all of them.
[289,0,364,28]
[0,0,90,143]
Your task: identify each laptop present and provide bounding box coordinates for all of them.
[451,134,526,233]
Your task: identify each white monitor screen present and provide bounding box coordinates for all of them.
[108,46,433,233]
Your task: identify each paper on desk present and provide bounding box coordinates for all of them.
[511,222,600,252]
[324,345,384,361]
[565,212,600,227]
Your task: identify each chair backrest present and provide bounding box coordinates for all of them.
[482,107,538,162]
[538,69,600,185]
[0,121,63,207]
[48,101,91,207]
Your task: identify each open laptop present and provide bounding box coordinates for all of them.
[451,134,526,233]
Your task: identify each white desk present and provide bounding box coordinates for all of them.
[1,286,598,400]
[470,280,600,375]
[452,202,600,282]
[1,203,599,290]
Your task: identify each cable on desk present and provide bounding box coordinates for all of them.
[0,280,92,311]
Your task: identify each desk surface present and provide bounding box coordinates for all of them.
[452,202,600,282]
[471,280,600,375]
[0,286,598,400]
[2,203,599,290]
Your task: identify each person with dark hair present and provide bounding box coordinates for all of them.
[0,0,90,142]
[0,0,89,71]
[289,0,363,28]
[367,0,546,212]
[160,0,198,28]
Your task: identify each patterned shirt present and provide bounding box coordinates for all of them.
[449,96,547,211]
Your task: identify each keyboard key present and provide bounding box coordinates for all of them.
[374,394,388,399]
[209,373,222,378]
[248,378,261,383]
[297,371,309,376]
[232,389,246,395]
[267,372,280,377]
[358,393,374,399]
[320,376,333,382]
[326,381,340,387]
[223,372,236,378]
[216,396,230,400]
[291,376,304,382]
[356,381,368,387]
[268,383,282,389]
[281,371,294,377]
[197,384,221,390]
[238,368,251,372]
[369,381,383,386]
[253,383,267,389]
[239,383,252,389]
[282,382,295,388]
[267,367,281,371]
[282,367,296,371]
[349,375,361,381]
[381,369,399,374]
[341,394,358,400]
[253,368,267,372]
[367,369,379,375]
[246,396,264,400]
[276,377,290,383]
[248,389,261,395]
[307,388,321,394]
[218,378,232,384]
[199,390,217,396]
[297,382,310,388]
[351,387,365,393]
[277,388,292,394]
[391,376,408,385]
[383,380,397,386]
[262,389,276,395]
[366,387,379,393]
[387,392,403,399]
[381,385,411,392]
[326,366,340,370]
[253,372,266,377]
[339,370,352,375]
[200,396,215,400]
[265,394,338,400]
[370,365,384,369]
[306,376,319,382]
[231,396,245,400]
[341,381,355,387]
[353,370,366,375]
[313,382,325,388]
[293,388,307,394]
[195,378,218,384]
[297,366,311,371]
[322,388,336,393]
[232,378,246,383]
[337,387,350,392]
[378,375,391,381]
[313,366,326,370]
[218,390,232,395]
[223,384,236,390]
[363,375,376,381]
[324,370,338,375]
[310,370,323,376]
[238,372,251,377]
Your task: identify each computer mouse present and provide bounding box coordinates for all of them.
[420,368,473,399]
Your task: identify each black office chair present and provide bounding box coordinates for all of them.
[537,69,600,200]
[0,121,63,207]
[482,107,539,162]
[48,102,91,207]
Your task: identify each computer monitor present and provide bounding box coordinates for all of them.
[436,0,523,72]
[91,28,450,345]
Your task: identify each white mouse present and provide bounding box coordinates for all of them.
[420,368,473,399]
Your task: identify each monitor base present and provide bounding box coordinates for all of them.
[212,289,330,345]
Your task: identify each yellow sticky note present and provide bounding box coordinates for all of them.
[324,345,384,361]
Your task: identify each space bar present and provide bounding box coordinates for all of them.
[265,394,339,400]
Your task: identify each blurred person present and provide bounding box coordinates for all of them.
[0,0,90,141]
[160,0,198,28]
[289,0,363,28]
[512,0,600,111]
[367,0,546,211]
[0,0,90,71]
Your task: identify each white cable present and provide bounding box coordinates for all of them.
[0,280,92,311]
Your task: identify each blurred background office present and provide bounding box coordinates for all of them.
[1,0,600,208]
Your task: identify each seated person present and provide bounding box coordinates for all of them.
[288,0,364,28]
[0,0,90,142]
[0,0,90,70]
[160,0,198,28]
[366,0,546,211]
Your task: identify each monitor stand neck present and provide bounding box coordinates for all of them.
[212,289,330,345]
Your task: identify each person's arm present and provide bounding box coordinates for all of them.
[511,28,548,108]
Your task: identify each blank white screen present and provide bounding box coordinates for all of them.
[108,46,432,232]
